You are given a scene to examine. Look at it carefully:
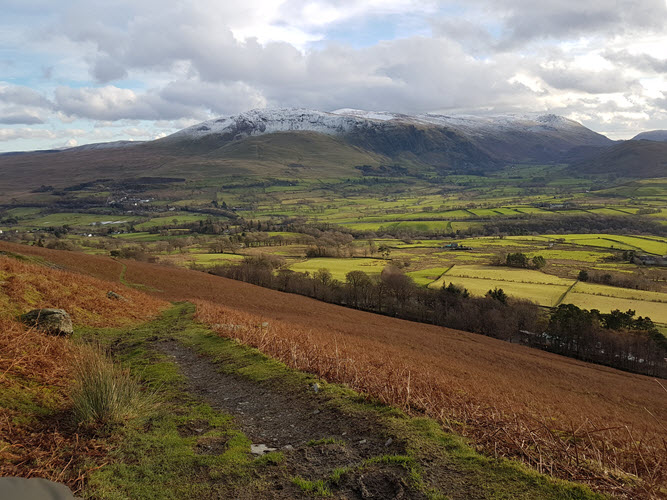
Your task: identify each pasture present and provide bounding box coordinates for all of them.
[22,212,142,228]
[550,234,667,255]
[430,274,570,306]
[445,265,574,285]
[288,257,389,281]
[406,266,452,286]
[567,292,667,323]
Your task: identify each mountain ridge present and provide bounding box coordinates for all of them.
[157,107,612,167]
[0,107,638,197]
[632,130,667,142]
[570,139,667,178]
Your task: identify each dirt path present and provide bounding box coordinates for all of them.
[153,339,431,499]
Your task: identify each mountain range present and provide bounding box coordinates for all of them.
[0,108,664,197]
[158,108,612,166]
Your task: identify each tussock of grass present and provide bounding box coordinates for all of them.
[291,476,332,496]
[72,347,152,426]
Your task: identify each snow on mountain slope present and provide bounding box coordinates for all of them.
[67,140,145,151]
[160,107,612,165]
[168,107,604,143]
[168,108,366,140]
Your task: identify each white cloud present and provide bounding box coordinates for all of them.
[54,85,200,120]
[0,112,44,125]
[0,128,56,141]
[1,0,667,150]
[0,127,85,142]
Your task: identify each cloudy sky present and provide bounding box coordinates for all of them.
[1,0,666,151]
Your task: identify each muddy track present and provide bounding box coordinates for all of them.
[153,338,428,500]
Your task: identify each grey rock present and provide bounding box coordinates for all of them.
[0,477,79,499]
[20,308,73,336]
[251,444,277,455]
[385,438,393,447]
[106,290,126,300]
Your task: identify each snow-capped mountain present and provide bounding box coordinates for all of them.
[67,140,145,152]
[167,108,363,140]
[168,108,590,142]
[162,108,611,165]
[332,108,585,135]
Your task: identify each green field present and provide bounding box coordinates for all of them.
[407,266,452,286]
[445,265,574,285]
[572,282,667,303]
[425,264,667,319]
[525,249,614,263]
[288,257,389,281]
[190,253,245,264]
[566,293,667,324]
[430,275,569,307]
[23,212,142,227]
[549,234,667,255]
[135,213,222,229]
[3,162,666,327]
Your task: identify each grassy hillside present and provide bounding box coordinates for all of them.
[1,249,606,499]
[0,253,168,493]
[0,132,394,198]
[572,140,667,178]
[2,241,665,497]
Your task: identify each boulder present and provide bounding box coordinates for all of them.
[0,477,79,500]
[106,290,126,300]
[20,308,73,336]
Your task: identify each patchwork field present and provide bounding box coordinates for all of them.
[423,264,667,321]
[7,202,663,323]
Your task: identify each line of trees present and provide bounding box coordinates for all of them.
[208,257,666,377]
[531,305,666,376]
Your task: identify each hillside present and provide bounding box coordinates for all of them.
[0,245,609,499]
[0,108,615,198]
[161,108,612,166]
[571,140,667,178]
[633,130,667,142]
[2,241,665,497]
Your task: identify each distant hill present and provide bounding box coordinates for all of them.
[571,140,667,178]
[161,108,612,166]
[0,107,615,196]
[632,130,667,142]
